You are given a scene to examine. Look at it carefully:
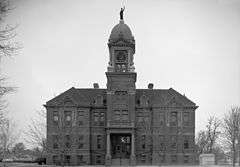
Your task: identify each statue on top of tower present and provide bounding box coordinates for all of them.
[120,7,125,20]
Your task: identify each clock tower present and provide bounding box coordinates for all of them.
[105,15,137,165]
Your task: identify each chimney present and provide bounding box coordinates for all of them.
[93,83,99,89]
[148,83,154,89]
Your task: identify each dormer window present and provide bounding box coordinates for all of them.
[140,95,149,106]
[94,95,103,105]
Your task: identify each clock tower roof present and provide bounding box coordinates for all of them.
[109,20,134,42]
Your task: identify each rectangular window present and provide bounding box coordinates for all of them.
[100,112,104,121]
[170,112,177,126]
[138,110,150,123]
[171,136,177,150]
[171,155,177,163]
[53,111,59,125]
[78,135,84,140]
[100,112,105,126]
[94,112,99,122]
[78,120,83,126]
[96,155,101,164]
[160,155,165,163]
[77,111,84,126]
[183,112,190,126]
[159,135,165,151]
[141,154,146,163]
[183,136,189,149]
[97,135,102,149]
[144,115,150,122]
[93,111,105,126]
[78,143,84,149]
[114,110,121,120]
[64,111,72,126]
[77,155,83,165]
[142,135,146,149]
[78,135,84,149]
[64,155,71,165]
[52,155,58,165]
[65,135,71,148]
[138,117,144,122]
[184,155,189,163]
[137,111,150,123]
[159,135,164,141]
[122,110,128,120]
[52,135,58,149]
[113,110,129,121]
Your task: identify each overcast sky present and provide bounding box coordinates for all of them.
[2,0,240,144]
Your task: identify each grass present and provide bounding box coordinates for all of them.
[0,162,235,167]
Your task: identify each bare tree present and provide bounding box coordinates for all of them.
[12,142,26,158]
[24,109,46,157]
[0,0,19,58]
[0,119,19,159]
[0,0,19,113]
[0,0,18,132]
[196,130,208,154]
[222,107,240,167]
[195,115,221,163]
[0,1,19,164]
[0,78,15,113]
[206,116,221,153]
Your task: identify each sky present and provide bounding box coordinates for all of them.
[1,0,240,144]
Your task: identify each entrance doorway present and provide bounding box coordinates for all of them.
[111,134,131,159]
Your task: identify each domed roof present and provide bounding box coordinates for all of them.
[109,20,134,41]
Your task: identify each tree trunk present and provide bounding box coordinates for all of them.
[233,149,236,167]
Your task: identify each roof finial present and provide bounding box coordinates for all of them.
[120,6,125,20]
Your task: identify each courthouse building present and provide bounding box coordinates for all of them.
[45,12,198,166]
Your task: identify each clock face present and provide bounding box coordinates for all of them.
[115,50,128,72]
[116,50,127,62]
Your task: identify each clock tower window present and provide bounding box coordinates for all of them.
[114,50,128,72]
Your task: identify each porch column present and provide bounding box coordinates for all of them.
[105,132,111,166]
[130,132,136,165]
[107,133,110,155]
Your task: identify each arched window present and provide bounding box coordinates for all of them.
[184,139,189,149]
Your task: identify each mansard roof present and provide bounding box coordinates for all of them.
[46,87,196,108]
[46,87,106,107]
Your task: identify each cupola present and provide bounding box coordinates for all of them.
[107,8,135,73]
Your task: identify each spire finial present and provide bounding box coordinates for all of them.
[120,6,125,20]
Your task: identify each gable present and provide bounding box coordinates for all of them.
[168,88,196,107]
[136,88,196,108]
